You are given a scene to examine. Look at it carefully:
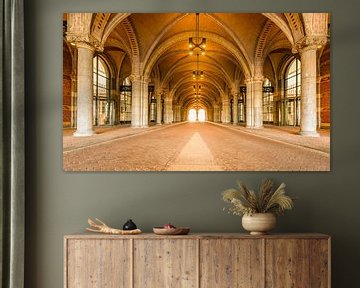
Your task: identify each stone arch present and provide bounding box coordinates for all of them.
[284,13,305,42]
[262,13,295,45]
[195,13,253,69]
[142,13,189,62]
[143,32,252,79]
[105,37,132,58]
[183,96,211,110]
[91,13,111,43]
[254,19,275,61]
[101,13,131,44]
[120,18,140,71]
[160,60,233,89]
[176,84,219,103]
[263,33,292,58]
[172,77,224,98]
[95,13,141,74]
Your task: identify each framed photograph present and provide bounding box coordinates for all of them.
[63,13,330,171]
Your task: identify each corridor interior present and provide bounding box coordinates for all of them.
[63,13,330,171]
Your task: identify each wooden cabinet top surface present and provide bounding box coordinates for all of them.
[64,232,330,240]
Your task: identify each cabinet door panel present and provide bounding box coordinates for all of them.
[134,239,198,288]
[310,239,330,288]
[200,239,264,288]
[66,239,131,288]
[265,239,310,288]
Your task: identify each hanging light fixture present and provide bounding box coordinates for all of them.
[189,13,206,56]
[189,13,205,108]
[192,53,204,80]
[194,83,201,100]
[193,84,202,92]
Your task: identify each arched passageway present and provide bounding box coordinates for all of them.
[63,13,330,138]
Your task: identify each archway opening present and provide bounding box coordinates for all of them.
[198,109,206,122]
[188,109,197,122]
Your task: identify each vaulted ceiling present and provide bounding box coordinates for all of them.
[66,13,329,110]
[95,13,296,109]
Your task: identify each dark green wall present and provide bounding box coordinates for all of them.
[25,1,360,287]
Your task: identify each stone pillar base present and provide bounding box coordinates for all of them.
[299,130,319,137]
[246,125,263,129]
[131,124,149,128]
[73,130,95,137]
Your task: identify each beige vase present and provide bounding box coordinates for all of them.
[242,213,276,235]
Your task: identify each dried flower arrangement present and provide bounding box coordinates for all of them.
[222,179,294,216]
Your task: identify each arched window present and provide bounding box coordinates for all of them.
[239,87,246,122]
[263,78,274,124]
[284,58,301,126]
[93,56,113,125]
[119,77,132,123]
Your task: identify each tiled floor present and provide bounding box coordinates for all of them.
[63,122,330,171]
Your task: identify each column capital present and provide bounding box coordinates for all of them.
[74,41,96,52]
[141,76,150,84]
[292,35,328,54]
[231,87,239,97]
[66,33,103,52]
[129,74,141,82]
[129,74,150,83]
[245,76,264,84]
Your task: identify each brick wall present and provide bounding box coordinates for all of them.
[63,42,72,127]
[320,44,330,127]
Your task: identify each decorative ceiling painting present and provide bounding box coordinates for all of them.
[63,13,330,171]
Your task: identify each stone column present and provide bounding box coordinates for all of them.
[232,93,239,124]
[174,105,181,122]
[213,105,217,122]
[141,79,149,127]
[156,93,162,125]
[131,75,142,128]
[299,45,319,136]
[73,43,95,136]
[245,77,263,128]
[253,77,264,128]
[71,73,77,128]
[164,97,173,124]
[172,105,177,122]
[245,78,253,128]
[221,96,230,123]
[214,105,221,122]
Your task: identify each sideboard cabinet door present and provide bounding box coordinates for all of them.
[265,239,329,288]
[200,239,264,288]
[134,239,198,288]
[66,239,131,288]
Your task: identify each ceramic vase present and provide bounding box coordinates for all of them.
[242,213,276,235]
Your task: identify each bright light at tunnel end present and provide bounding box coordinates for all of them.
[188,109,206,122]
[188,109,197,122]
[198,109,205,121]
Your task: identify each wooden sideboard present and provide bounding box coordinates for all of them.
[64,233,330,288]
